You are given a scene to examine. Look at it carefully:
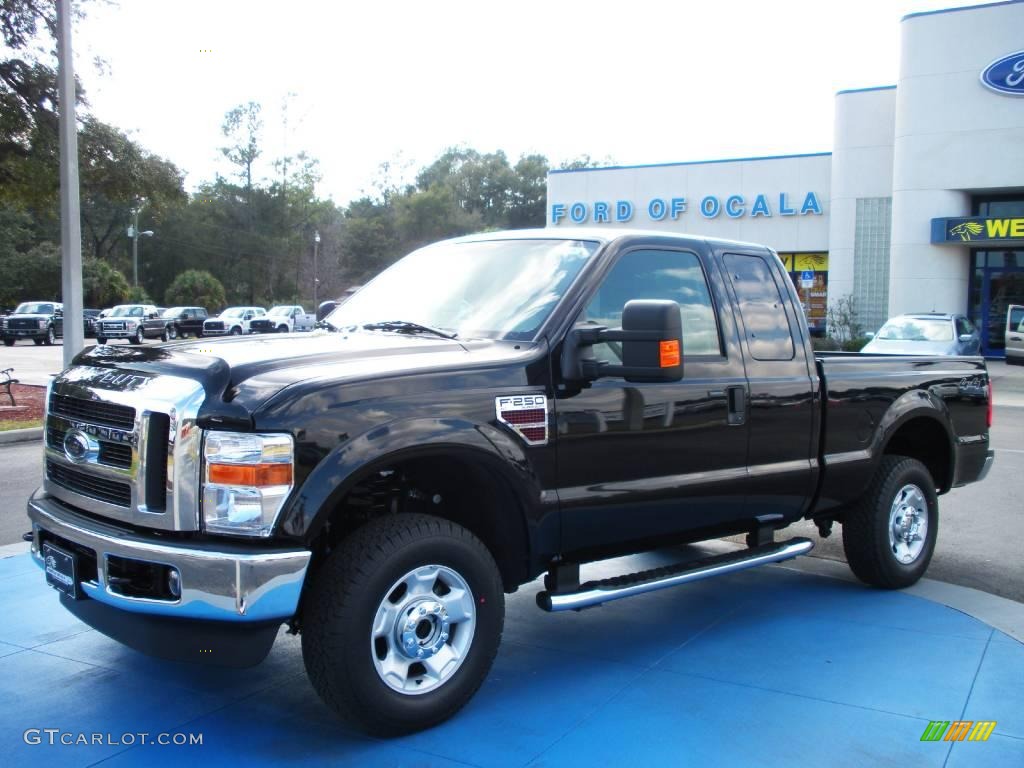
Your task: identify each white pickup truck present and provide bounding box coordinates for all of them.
[202,306,267,336]
[249,305,317,334]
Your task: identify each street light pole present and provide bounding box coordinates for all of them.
[57,0,84,368]
[128,208,154,288]
[313,230,320,310]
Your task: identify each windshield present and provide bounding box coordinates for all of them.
[325,238,599,340]
[15,302,54,314]
[163,307,185,318]
[876,318,953,342]
[222,308,246,318]
[110,306,145,317]
[268,306,293,316]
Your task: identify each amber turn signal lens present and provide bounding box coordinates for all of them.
[659,339,681,368]
[208,462,293,487]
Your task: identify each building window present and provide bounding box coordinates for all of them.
[853,197,892,334]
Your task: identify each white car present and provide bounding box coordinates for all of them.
[248,305,316,334]
[202,307,266,336]
[1006,304,1024,365]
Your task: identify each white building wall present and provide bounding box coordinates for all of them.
[546,154,832,254]
[827,87,896,314]
[889,1,1024,318]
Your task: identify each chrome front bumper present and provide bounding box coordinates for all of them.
[28,491,311,623]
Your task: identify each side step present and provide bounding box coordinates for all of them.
[537,537,814,612]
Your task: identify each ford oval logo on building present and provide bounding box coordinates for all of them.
[980,50,1024,96]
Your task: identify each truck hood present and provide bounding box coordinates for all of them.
[72,330,535,423]
[5,313,52,321]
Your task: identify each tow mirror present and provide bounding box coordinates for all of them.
[561,299,683,383]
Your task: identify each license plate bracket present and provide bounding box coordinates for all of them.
[42,541,79,600]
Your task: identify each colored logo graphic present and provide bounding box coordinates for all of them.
[949,221,983,241]
[980,50,1024,96]
[920,720,997,742]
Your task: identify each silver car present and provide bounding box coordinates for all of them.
[862,313,981,356]
[1007,305,1024,365]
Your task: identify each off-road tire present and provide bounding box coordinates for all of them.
[301,513,504,736]
[842,455,938,589]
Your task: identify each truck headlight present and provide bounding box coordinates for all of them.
[38,319,47,329]
[202,432,294,537]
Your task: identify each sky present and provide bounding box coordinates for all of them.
[70,0,986,205]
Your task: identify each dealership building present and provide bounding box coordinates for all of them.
[546,0,1024,356]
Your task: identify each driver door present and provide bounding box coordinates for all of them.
[555,244,750,555]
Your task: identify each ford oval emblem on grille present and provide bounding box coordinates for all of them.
[63,429,97,464]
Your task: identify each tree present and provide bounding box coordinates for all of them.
[164,269,226,310]
[82,258,129,307]
[0,241,60,305]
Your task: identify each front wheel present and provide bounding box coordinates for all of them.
[302,513,504,736]
[231,326,242,336]
[96,337,107,345]
[2,339,13,347]
[842,455,939,589]
[166,324,177,341]
[277,324,288,334]
[44,326,55,345]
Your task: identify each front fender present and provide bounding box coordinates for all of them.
[277,416,545,546]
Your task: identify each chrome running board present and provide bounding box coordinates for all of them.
[537,538,814,612]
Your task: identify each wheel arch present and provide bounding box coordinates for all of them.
[876,408,956,494]
[281,422,543,592]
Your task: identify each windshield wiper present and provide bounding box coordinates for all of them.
[362,320,458,340]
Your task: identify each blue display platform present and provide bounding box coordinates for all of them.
[0,548,1021,767]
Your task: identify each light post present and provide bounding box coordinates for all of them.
[313,230,321,310]
[128,208,154,288]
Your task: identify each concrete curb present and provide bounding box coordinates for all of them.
[777,554,1024,644]
[0,427,42,445]
[0,542,29,558]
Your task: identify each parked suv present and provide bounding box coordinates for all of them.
[1,301,63,346]
[203,306,266,336]
[161,306,208,339]
[249,305,316,334]
[96,305,165,345]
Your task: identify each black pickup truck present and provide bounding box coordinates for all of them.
[27,229,993,735]
[2,300,63,346]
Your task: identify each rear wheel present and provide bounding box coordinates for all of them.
[302,513,504,736]
[842,455,938,589]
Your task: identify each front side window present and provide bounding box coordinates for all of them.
[724,253,795,361]
[580,249,722,364]
[326,238,599,341]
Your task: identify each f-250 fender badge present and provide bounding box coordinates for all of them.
[495,395,548,446]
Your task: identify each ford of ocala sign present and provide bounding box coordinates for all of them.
[980,50,1024,96]
[551,192,823,225]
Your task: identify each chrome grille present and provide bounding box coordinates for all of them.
[47,460,132,507]
[49,393,135,430]
[46,423,133,469]
[43,368,206,531]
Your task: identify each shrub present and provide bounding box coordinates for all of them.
[164,270,226,310]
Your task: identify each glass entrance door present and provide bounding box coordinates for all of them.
[982,268,1024,356]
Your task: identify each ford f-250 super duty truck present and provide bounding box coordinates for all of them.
[26,229,994,735]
